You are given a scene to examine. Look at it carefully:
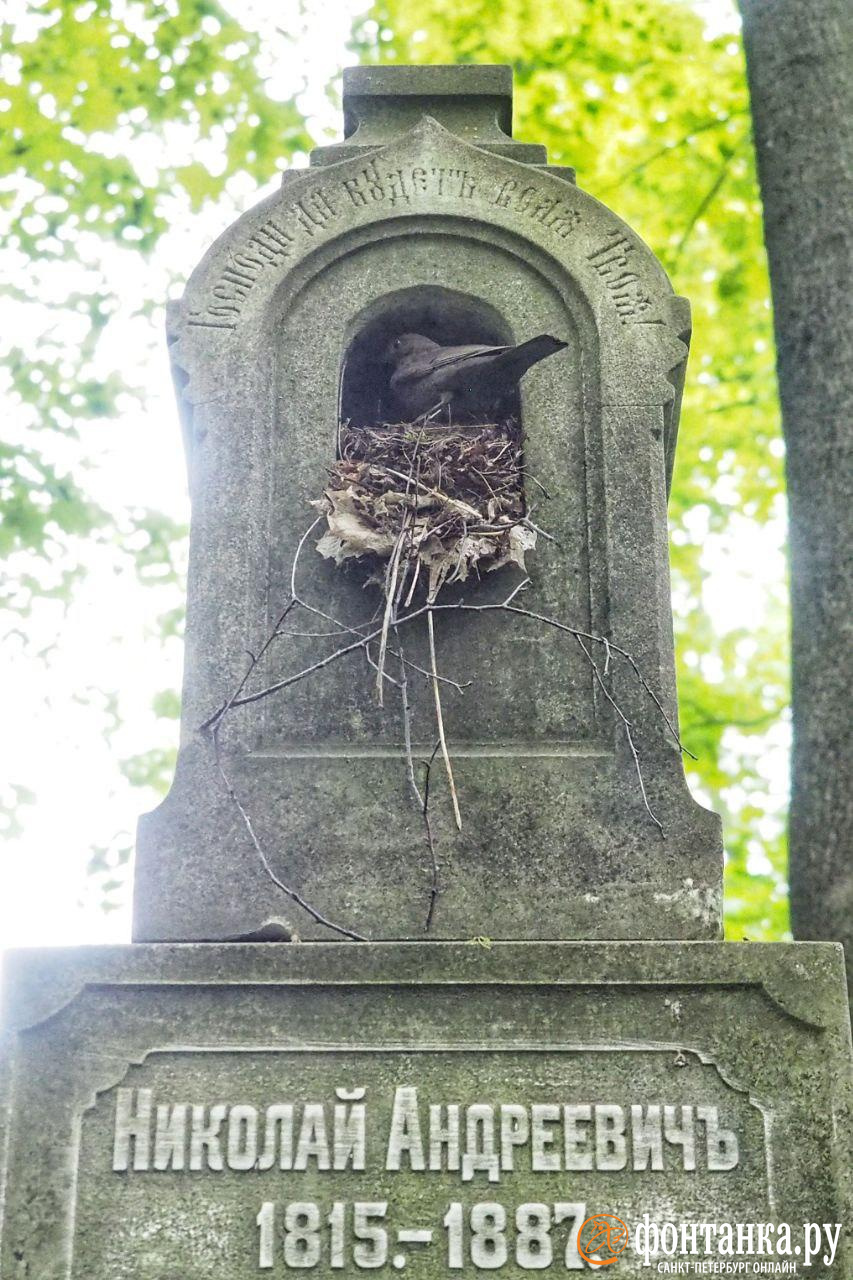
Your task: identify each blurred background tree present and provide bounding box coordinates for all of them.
[1,0,788,941]
[739,0,852,985]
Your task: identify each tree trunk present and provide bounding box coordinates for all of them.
[739,1,853,987]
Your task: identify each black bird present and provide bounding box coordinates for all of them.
[385,332,568,421]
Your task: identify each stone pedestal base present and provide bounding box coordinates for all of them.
[1,942,850,1276]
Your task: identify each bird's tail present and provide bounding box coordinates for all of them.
[496,334,568,380]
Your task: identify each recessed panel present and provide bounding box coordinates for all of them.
[72,1046,766,1278]
[264,229,602,751]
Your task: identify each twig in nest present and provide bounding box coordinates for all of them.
[313,419,537,598]
[376,515,409,704]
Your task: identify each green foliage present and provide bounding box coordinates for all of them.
[2,0,311,255]
[351,0,789,938]
[0,782,37,840]
[3,0,790,939]
[85,832,134,912]
[119,743,178,791]
[1,0,312,603]
[1,0,313,919]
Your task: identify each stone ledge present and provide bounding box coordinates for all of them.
[3,940,851,1036]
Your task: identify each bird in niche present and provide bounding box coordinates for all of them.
[384,332,568,422]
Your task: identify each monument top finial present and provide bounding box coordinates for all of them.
[344,63,513,131]
[310,62,548,166]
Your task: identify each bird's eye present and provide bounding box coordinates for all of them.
[394,338,401,348]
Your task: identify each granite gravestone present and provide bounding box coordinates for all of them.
[134,63,721,945]
[1,65,851,1280]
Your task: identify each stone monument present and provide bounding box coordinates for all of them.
[1,65,851,1277]
[135,63,720,945]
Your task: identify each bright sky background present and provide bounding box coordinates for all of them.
[1,0,787,954]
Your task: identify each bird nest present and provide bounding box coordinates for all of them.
[313,420,537,599]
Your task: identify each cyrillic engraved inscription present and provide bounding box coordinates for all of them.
[187,165,588,331]
[112,1088,738,1177]
[72,1048,768,1277]
[490,179,581,238]
[587,231,658,325]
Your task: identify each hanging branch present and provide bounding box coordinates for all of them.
[207,577,689,766]
[201,596,367,942]
[394,626,441,931]
[427,603,463,831]
[429,593,693,759]
[201,409,695,938]
[212,744,366,942]
[575,634,662,834]
[201,564,685,936]
[420,740,443,932]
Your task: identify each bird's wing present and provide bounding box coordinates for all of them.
[427,343,511,373]
[390,343,511,388]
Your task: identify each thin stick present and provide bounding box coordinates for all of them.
[213,750,367,940]
[395,628,440,931]
[291,514,467,693]
[427,604,462,831]
[376,519,408,705]
[428,593,692,757]
[524,516,559,545]
[521,469,553,501]
[377,440,420,704]
[277,625,351,639]
[420,740,443,931]
[575,633,663,835]
[200,628,370,727]
[404,554,422,607]
[616,649,696,760]
[377,465,484,522]
[363,641,401,689]
[205,599,297,737]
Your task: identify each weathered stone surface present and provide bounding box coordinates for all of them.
[134,65,722,943]
[312,65,549,166]
[1,941,850,1276]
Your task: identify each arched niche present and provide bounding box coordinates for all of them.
[264,221,595,752]
[339,285,520,426]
